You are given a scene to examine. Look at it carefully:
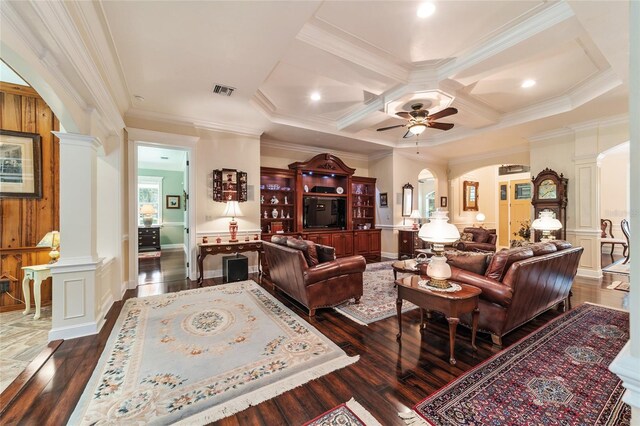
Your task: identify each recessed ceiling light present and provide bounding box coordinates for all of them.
[310,92,321,101]
[417,2,436,18]
[521,79,536,88]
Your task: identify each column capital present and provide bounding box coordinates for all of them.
[52,132,104,154]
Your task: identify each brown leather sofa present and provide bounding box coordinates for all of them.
[455,227,497,252]
[421,241,583,346]
[262,237,366,316]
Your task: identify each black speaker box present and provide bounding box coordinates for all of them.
[311,186,336,193]
[222,254,248,283]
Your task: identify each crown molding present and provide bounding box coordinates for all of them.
[569,113,628,132]
[568,68,622,108]
[127,127,200,145]
[296,18,410,84]
[125,108,263,137]
[29,1,125,133]
[260,139,370,163]
[447,144,530,166]
[528,128,574,143]
[438,1,575,79]
[367,150,394,162]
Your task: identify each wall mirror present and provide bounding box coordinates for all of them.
[402,183,413,217]
[463,181,479,211]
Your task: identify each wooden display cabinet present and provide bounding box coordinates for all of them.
[351,177,376,231]
[260,167,296,240]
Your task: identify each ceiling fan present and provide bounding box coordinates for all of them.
[377,103,458,138]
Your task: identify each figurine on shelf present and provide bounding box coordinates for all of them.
[286,212,290,219]
[272,208,279,218]
[281,208,284,218]
[270,195,279,204]
[264,210,268,219]
[284,196,288,204]
[260,195,264,204]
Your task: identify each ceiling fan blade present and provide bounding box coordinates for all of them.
[403,129,413,139]
[396,112,411,119]
[428,107,458,121]
[377,124,406,132]
[428,122,454,131]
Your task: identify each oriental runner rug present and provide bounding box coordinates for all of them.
[69,281,358,425]
[304,398,382,426]
[334,261,417,325]
[400,303,630,425]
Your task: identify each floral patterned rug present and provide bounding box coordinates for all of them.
[334,261,417,325]
[69,281,358,425]
[401,303,630,425]
[304,398,382,426]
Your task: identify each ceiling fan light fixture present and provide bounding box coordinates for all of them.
[409,123,427,135]
[521,79,536,88]
[310,92,321,101]
[417,2,436,18]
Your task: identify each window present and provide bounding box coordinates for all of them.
[138,176,163,226]
[426,191,436,218]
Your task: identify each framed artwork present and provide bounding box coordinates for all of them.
[379,192,388,207]
[440,196,447,208]
[463,180,479,211]
[0,130,42,198]
[166,195,180,209]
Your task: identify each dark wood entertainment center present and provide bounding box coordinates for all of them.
[260,153,381,262]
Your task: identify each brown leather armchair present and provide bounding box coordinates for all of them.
[455,227,497,252]
[262,239,365,316]
[421,241,583,346]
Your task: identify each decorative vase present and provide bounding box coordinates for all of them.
[272,208,278,218]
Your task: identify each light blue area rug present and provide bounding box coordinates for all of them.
[69,281,358,425]
[334,261,417,325]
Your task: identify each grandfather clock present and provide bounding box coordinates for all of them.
[531,168,568,241]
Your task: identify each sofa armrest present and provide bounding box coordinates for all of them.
[456,241,496,252]
[449,267,513,307]
[304,255,366,285]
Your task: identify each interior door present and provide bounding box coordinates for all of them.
[509,179,532,241]
[498,181,509,247]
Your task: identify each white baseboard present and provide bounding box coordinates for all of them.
[577,267,603,279]
[161,243,185,250]
[203,265,259,279]
[49,321,99,341]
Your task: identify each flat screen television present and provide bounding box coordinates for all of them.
[303,196,346,229]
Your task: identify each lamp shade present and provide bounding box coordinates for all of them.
[418,210,460,243]
[531,211,562,231]
[409,123,427,135]
[222,200,243,218]
[140,204,156,215]
[476,212,486,222]
[37,231,60,248]
[409,209,422,219]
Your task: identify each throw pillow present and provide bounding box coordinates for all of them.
[304,240,319,266]
[473,230,490,243]
[316,245,336,263]
[485,247,534,281]
[551,240,572,250]
[460,232,474,242]
[445,250,491,275]
[271,235,289,245]
[527,242,557,256]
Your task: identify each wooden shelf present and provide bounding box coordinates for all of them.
[303,192,347,198]
[261,203,294,207]
[262,218,294,221]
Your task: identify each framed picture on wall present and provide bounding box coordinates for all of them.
[166,195,180,209]
[0,129,42,199]
[440,196,447,208]
[379,192,388,207]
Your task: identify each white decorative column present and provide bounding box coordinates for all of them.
[48,132,105,341]
[610,1,640,423]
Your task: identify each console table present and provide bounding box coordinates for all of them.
[197,241,262,284]
[21,264,51,320]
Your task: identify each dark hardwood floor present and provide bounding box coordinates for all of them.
[1,253,629,425]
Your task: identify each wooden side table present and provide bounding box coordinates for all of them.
[21,264,51,320]
[395,275,481,365]
[197,241,262,284]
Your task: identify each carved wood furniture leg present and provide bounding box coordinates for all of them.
[447,317,460,365]
[471,307,479,351]
[33,276,43,320]
[396,298,403,340]
[308,307,316,317]
[22,274,31,316]
[197,254,204,285]
[354,296,361,304]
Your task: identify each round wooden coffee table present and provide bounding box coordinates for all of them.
[395,275,481,365]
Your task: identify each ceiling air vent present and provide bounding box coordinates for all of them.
[212,84,236,97]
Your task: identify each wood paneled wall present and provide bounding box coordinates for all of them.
[0,82,59,312]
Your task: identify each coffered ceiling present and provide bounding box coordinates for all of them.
[97,0,628,159]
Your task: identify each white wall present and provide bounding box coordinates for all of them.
[599,144,630,253]
[450,165,498,230]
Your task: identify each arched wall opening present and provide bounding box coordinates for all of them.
[417,168,436,220]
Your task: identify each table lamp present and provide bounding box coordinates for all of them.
[223,200,243,242]
[409,210,422,230]
[140,204,156,227]
[475,212,486,228]
[37,231,61,263]
[418,210,460,289]
[531,211,562,242]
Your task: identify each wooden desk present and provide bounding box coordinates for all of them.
[395,275,481,365]
[21,264,51,320]
[197,241,262,284]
